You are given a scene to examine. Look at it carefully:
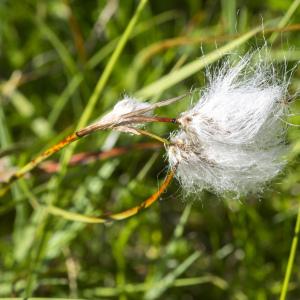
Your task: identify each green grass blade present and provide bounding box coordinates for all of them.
[269,0,300,44]
[76,0,149,130]
[221,0,237,34]
[86,10,178,70]
[38,21,78,75]
[48,74,83,126]
[22,4,149,292]
[279,204,300,300]
[55,0,149,180]
[85,275,227,297]
[136,26,262,98]
[144,251,201,300]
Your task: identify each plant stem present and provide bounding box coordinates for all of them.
[75,115,177,137]
[0,124,168,196]
[76,0,149,131]
[39,142,162,173]
[46,169,174,223]
[279,204,300,300]
[0,133,79,197]
[135,129,170,145]
[269,0,300,44]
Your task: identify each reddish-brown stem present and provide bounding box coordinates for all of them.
[143,116,178,123]
[39,142,162,174]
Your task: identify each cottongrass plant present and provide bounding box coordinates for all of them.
[0,52,293,221]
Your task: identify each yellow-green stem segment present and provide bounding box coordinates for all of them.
[279,204,300,300]
[46,169,174,223]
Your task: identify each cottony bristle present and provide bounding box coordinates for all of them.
[168,52,290,197]
[99,96,152,124]
[98,96,152,133]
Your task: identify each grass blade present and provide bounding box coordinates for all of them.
[269,0,300,44]
[136,26,262,98]
[279,205,300,300]
[76,0,149,130]
[144,251,201,300]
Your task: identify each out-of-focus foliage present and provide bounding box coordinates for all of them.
[0,0,300,299]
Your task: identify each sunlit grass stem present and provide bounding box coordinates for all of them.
[279,204,300,300]
[46,169,174,223]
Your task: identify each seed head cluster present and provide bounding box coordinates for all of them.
[98,96,152,133]
[167,54,290,196]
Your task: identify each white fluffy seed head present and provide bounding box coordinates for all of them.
[98,96,152,133]
[168,53,290,197]
[99,96,152,124]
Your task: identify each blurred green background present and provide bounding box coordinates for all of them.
[0,0,300,299]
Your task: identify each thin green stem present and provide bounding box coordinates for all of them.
[136,25,262,98]
[135,129,170,145]
[279,204,300,300]
[56,0,149,191]
[77,0,149,131]
[269,0,300,44]
[24,2,149,295]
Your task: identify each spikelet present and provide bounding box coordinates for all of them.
[167,53,290,196]
[98,96,152,133]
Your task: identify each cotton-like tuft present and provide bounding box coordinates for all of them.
[99,96,152,124]
[167,53,290,196]
[98,96,152,133]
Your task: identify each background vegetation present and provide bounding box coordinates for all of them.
[1,0,300,299]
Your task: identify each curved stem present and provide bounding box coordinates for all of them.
[0,133,79,197]
[46,169,174,223]
[0,126,169,197]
